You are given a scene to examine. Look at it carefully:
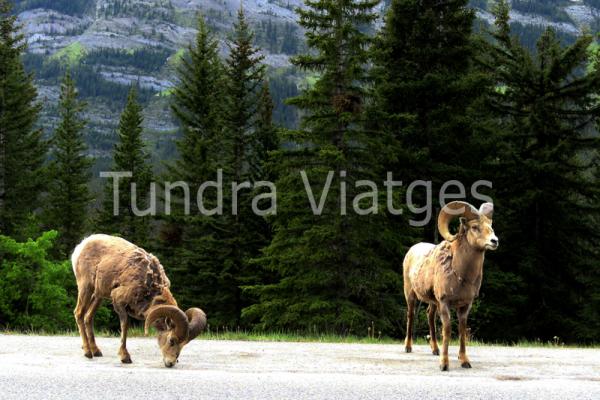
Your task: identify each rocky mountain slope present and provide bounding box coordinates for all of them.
[12,0,600,175]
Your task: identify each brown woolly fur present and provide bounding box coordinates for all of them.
[402,202,498,371]
[71,234,207,367]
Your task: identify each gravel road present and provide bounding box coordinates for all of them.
[0,334,599,399]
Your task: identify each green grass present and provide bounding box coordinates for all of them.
[2,328,597,348]
[49,41,87,66]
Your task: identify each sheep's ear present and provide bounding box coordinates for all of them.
[459,217,468,226]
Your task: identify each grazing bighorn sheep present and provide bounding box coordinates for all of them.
[403,201,498,371]
[71,234,206,367]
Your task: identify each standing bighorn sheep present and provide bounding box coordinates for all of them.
[403,201,498,371]
[72,234,206,367]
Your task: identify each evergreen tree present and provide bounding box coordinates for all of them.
[160,14,224,316]
[169,15,223,187]
[371,0,489,241]
[244,0,404,334]
[0,0,45,238]
[163,10,274,327]
[256,81,279,181]
[45,71,92,254]
[97,87,152,245]
[478,0,600,341]
[189,8,272,326]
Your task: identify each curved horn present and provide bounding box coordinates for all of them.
[438,201,480,242]
[185,308,207,343]
[145,305,189,341]
[479,202,494,219]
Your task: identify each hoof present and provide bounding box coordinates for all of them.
[93,350,103,357]
[84,351,93,359]
[432,349,440,356]
[405,346,412,353]
[461,361,472,368]
[120,354,132,364]
[440,364,449,371]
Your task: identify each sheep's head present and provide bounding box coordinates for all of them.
[144,305,207,367]
[438,201,498,251]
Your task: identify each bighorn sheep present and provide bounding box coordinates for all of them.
[71,234,206,367]
[403,201,498,371]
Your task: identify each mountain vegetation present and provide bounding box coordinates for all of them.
[1,0,600,343]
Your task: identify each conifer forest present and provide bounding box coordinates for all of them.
[1,0,600,344]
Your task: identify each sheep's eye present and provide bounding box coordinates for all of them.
[471,226,480,231]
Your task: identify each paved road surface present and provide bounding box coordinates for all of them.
[0,335,599,399]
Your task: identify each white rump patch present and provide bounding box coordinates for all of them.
[71,234,106,274]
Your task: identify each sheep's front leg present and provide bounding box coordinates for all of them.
[113,302,132,363]
[457,305,472,368]
[438,302,451,371]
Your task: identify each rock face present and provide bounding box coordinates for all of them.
[13,0,600,170]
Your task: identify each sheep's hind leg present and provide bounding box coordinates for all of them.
[113,303,132,364]
[83,295,103,357]
[438,302,451,371]
[404,291,416,353]
[457,305,472,368]
[74,285,93,358]
[427,303,439,355]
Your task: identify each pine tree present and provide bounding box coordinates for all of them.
[216,8,274,326]
[45,71,92,254]
[163,10,274,327]
[478,0,600,341]
[97,87,152,245]
[160,14,225,316]
[256,82,279,181]
[169,14,223,186]
[0,0,45,238]
[244,0,404,334]
[371,0,489,241]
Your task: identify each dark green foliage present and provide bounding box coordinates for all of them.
[82,47,172,74]
[44,71,92,255]
[98,0,175,22]
[169,15,223,186]
[2,0,600,345]
[256,81,279,179]
[0,0,45,238]
[21,54,156,107]
[97,87,153,245]
[215,10,274,325]
[163,10,274,327]
[13,0,90,16]
[477,0,600,341]
[509,22,576,52]
[511,1,571,23]
[244,0,405,335]
[222,8,267,183]
[161,14,226,320]
[268,68,299,128]
[255,20,300,55]
[371,0,489,239]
